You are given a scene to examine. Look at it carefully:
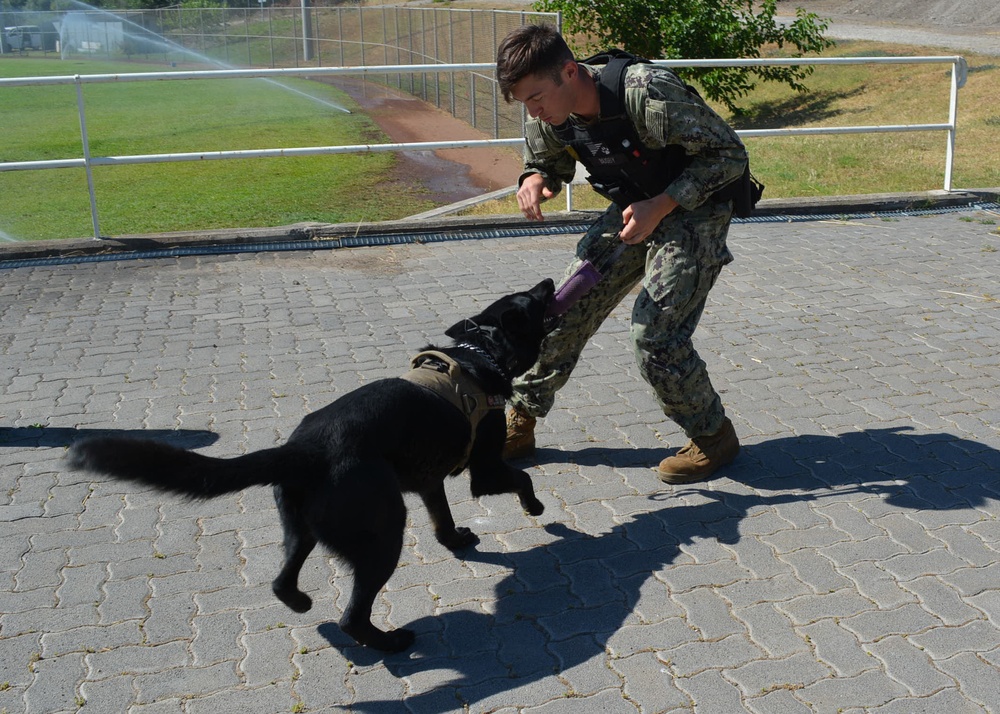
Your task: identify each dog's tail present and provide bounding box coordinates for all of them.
[66,436,299,498]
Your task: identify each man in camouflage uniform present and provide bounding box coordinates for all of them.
[495,24,744,483]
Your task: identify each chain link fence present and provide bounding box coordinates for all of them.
[1,4,556,140]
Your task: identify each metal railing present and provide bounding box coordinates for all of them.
[0,55,969,240]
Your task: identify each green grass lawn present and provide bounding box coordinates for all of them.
[736,40,999,198]
[2,38,998,242]
[0,57,434,241]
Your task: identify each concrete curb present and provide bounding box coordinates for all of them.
[3,188,998,265]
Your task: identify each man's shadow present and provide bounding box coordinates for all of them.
[0,426,219,449]
[319,426,999,712]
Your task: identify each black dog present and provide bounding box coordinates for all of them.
[67,278,555,652]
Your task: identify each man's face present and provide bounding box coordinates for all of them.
[509,62,576,125]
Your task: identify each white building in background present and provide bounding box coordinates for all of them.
[58,12,124,54]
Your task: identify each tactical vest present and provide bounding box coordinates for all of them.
[551,50,691,209]
[400,350,506,474]
[553,50,762,215]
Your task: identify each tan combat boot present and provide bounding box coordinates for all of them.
[656,417,739,484]
[502,406,537,460]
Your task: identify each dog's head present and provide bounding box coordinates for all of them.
[445,278,555,379]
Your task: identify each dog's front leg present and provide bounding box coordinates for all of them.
[469,462,545,516]
[468,414,544,516]
[419,481,478,550]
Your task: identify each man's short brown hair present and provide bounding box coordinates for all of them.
[496,24,575,102]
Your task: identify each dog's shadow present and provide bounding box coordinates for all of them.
[320,426,999,712]
[0,426,219,449]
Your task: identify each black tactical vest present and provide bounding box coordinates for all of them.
[551,50,692,209]
[552,50,761,215]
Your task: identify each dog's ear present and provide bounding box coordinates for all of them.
[445,318,475,340]
[445,316,504,339]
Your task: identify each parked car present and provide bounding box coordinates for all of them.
[2,25,45,52]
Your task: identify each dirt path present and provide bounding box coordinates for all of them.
[335,78,523,206]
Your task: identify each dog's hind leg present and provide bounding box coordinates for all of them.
[419,481,478,550]
[272,484,317,613]
[326,464,415,652]
[338,522,414,652]
[340,544,414,652]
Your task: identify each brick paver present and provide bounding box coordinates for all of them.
[2,205,999,713]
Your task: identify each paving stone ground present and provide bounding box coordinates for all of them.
[1,206,999,713]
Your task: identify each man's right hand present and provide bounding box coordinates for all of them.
[517,173,555,221]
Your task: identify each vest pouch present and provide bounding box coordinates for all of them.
[729,165,765,218]
[586,175,647,209]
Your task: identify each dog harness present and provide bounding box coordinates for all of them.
[400,350,506,473]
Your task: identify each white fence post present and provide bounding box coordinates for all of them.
[74,75,102,240]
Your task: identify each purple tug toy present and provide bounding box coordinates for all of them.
[545,261,604,318]
[545,233,627,320]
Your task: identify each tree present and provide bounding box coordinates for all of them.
[535,0,835,113]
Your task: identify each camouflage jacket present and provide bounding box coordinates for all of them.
[521,62,747,212]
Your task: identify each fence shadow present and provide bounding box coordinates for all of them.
[0,426,219,449]
[319,426,999,713]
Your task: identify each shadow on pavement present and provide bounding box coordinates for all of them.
[0,426,219,449]
[322,426,999,713]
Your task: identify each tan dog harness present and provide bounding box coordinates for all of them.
[400,350,506,473]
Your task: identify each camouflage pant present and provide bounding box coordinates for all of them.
[510,199,734,439]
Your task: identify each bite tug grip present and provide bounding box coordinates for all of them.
[546,261,603,317]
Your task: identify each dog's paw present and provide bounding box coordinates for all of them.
[521,495,544,517]
[438,526,479,551]
[273,585,312,613]
[344,621,416,653]
[382,627,417,653]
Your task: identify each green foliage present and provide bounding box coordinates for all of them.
[123,0,176,9]
[534,0,834,113]
[3,0,48,10]
[176,0,231,9]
